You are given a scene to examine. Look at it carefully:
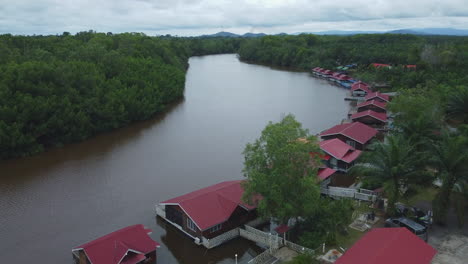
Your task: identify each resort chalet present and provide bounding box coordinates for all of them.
[320,122,378,150]
[356,100,387,113]
[319,138,362,172]
[317,167,337,186]
[156,180,258,248]
[72,224,160,264]
[365,92,390,103]
[335,228,436,264]
[351,81,370,97]
[351,110,388,127]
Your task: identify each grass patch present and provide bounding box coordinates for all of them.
[335,228,367,250]
[403,186,438,206]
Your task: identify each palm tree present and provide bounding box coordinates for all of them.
[351,134,426,215]
[432,133,468,225]
[446,87,468,124]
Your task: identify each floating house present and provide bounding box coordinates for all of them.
[319,139,362,172]
[329,72,343,82]
[357,100,387,113]
[365,92,390,103]
[351,82,371,97]
[156,180,258,248]
[335,228,436,264]
[351,110,387,127]
[72,224,160,264]
[321,69,333,79]
[320,122,378,150]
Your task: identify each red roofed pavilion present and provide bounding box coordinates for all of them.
[365,92,390,103]
[320,139,362,172]
[72,224,160,264]
[156,180,258,248]
[335,228,436,264]
[351,110,387,127]
[320,122,378,150]
[357,100,387,113]
[351,82,370,97]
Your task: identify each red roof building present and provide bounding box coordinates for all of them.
[351,82,370,96]
[72,225,160,264]
[157,180,258,248]
[357,100,387,113]
[371,63,392,69]
[365,92,390,103]
[320,122,378,150]
[351,110,388,126]
[318,167,337,181]
[335,228,436,264]
[320,139,362,172]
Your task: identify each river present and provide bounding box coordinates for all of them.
[0,54,350,263]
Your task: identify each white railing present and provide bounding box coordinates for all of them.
[321,187,377,202]
[240,227,283,249]
[155,204,166,218]
[202,228,240,249]
[284,240,315,255]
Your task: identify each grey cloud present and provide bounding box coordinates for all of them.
[0,0,467,35]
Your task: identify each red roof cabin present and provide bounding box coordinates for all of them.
[371,63,392,69]
[319,139,362,172]
[351,81,371,97]
[357,100,387,113]
[329,72,343,82]
[320,122,378,150]
[335,228,436,264]
[351,110,387,127]
[321,69,333,78]
[365,92,390,103]
[72,224,160,264]
[156,180,258,248]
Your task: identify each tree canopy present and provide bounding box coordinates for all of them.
[241,114,321,223]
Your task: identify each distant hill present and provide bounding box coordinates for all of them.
[198,28,468,38]
[200,31,267,38]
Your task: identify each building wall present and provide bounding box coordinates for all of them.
[201,207,257,239]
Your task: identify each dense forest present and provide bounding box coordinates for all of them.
[1,32,468,159]
[238,34,468,89]
[0,32,240,158]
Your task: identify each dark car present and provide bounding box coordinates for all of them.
[384,217,428,241]
[395,203,433,228]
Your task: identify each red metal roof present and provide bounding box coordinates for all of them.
[351,110,388,123]
[365,92,390,102]
[371,63,391,68]
[320,122,378,144]
[351,81,370,92]
[274,224,291,234]
[357,100,387,111]
[335,228,436,264]
[319,139,361,163]
[160,180,257,230]
[318,168,336,180]
[73,224,160,264]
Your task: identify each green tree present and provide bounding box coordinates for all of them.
[432,133,468,225]
[352,134,426,215]
[446,86,468,123]
[242,114,321,224]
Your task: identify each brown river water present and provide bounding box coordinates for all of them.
[0,54,350,263]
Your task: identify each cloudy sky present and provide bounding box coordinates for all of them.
[1,0,468,36]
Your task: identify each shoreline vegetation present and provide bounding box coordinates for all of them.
[1,32,467,162]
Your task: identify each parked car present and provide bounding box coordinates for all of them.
[384,217,428,241]
[395,203,433,228]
